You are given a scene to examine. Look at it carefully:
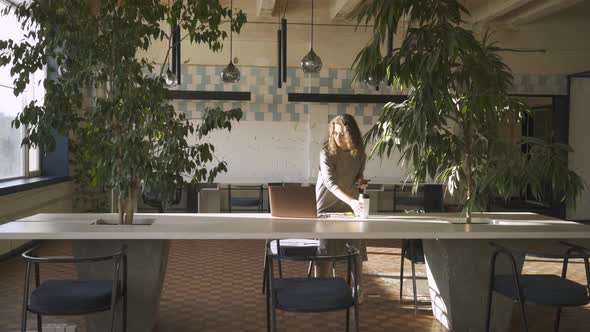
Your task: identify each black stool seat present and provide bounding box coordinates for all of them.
[494,274,589,306]
[231,197,260,207]
[273,278,353,312]
[30,280,115,315]
[269,239,319,256]
[402,239,425,263]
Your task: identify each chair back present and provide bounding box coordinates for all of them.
[21,245,128,314]
[268,245,360,288]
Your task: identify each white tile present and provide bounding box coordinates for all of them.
[263,94,273,104]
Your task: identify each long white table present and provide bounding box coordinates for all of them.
[2,212,590,332]
[1,212,589,240]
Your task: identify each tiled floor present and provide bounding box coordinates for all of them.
[1,239,589,331]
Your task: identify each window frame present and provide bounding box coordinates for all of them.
[0,0,43,182]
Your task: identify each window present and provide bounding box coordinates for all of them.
[0,2,43,181]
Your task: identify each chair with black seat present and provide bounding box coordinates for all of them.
[399,238,425,313]
[265,245,360,332]
[486,241,590,332]
[142,185,183,213]
[228,184,264,212]
[21,245,128,332]
[399,208,427,314]
[262,238,319,293]
[261,183,319,294]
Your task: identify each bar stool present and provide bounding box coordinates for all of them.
[486,241,590,332]
[21,245,128,332]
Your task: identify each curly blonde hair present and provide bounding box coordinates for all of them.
[326,114,366,159]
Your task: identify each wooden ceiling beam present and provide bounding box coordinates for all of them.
[256,0,277,17]
[330,0,363,20]
[505,0,584,25]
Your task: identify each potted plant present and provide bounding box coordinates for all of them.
[0,0,246,224]
[350,2,585,330]
[351,0,584,223]
[1,1,246,331]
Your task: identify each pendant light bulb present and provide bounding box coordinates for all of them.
[222,0,240,83]
[300,0,322,74]
[165,67,177,87]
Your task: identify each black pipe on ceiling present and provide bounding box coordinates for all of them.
[277,29,282,88]
[387,26,393,86]
[175,25,181,85]
[171,24,177,76]
[281,17,287,83]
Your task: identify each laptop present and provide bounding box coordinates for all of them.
[268,185,318,218]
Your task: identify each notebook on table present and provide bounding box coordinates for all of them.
[268,185,318,218]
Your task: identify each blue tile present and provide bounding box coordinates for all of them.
[291,113,300,122]
[286,104,295,114]
[255,112,264,121]
[201,74,210,85]
[287,68,298,80]
[320,78,331,88]
[272,112,282,121]
[329,68,337,79]
[268,103,278,113]
[363,116,372,125]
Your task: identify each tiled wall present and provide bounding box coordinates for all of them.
[170,65,400,125]
[170,65,567,124]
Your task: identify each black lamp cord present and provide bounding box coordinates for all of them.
[229,0,233,62]
[311,0,314,49]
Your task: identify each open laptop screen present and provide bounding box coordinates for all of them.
[268,185,318,218]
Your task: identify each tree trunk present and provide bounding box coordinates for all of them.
[464,118,473,224]
[118,194,125,225]
[118,184,140,225]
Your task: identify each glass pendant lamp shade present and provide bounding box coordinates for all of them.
[165,67,177,87]
[221,61,240,83]
[301,0,321,74]
[364,74,381,87]
[301,48,322,73]
[221,0,240,83]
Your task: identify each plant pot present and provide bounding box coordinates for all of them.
[93,217,156,225]
[72,239,170,332]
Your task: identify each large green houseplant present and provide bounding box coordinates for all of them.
[0,0,246,224]
[352,0,584,222]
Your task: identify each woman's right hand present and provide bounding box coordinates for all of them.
[348,199,361,216]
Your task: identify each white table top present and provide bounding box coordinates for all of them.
[0,212,589,240]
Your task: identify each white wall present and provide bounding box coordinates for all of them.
[568,77,590,220]
[192,103,407,184]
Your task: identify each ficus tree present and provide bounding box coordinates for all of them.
[0,0,247,224]
[351,0,584,222]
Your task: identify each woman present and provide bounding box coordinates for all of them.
[316,114,368,299]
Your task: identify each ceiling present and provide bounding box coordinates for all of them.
[244,0,590,26]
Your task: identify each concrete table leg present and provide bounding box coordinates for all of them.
[423,239,525,332]
[73,240,170,332]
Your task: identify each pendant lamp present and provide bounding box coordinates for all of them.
[221,0,240,83]
[300,0,322,74]
[165,26,178,87]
